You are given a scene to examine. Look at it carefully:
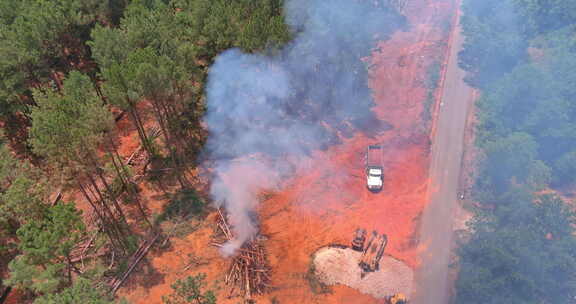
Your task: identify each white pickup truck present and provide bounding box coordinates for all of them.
[366,145,384,192]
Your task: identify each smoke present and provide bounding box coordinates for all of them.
[203,0,404,256]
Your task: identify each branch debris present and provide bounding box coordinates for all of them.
[213,208,271,300]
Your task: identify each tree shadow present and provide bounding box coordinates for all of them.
[122,256,166,291]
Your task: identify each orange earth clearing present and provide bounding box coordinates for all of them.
[119,0,457,303]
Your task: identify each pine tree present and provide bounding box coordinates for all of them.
[162,274,216,304]
[29,71,130,252]
[33,278,115,304]
[6,203,85,294]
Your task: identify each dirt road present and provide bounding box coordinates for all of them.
[413,3,474,303]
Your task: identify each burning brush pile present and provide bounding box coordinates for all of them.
[212,209,272,299]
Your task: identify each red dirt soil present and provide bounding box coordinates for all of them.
[256,1,456,303]
[118,0,457,303]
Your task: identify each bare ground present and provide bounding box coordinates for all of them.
[312,246,413,299]
[118,0,458,303]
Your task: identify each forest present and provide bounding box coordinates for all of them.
[4,0,576,302]
[0,0,292,303]
[456,0,576,303]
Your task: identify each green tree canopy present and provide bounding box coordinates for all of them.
[0,175,47,231]
[459,0,528,88]
[480,132,546,194]
[29,71,112,178]
[0,138,47,257]
[33,278,114,304]
[512,0,576,36]
[6,203,85,294]
[162,273,216,304]
[0,142,18,190]
[458,1,576,303]
[456,195,576,304]
[28,70,130,253]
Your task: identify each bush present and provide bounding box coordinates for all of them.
[162,274,216,304]
[156,189,207,224]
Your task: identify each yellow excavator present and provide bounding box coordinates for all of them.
[388,293,408,304]
[359,230,387,277]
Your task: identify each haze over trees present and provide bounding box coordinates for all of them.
[456,0,576,302]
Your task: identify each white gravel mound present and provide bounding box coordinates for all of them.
[312,246,413,299]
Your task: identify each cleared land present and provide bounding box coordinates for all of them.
[313,246,413,299]
[119,0,458,303]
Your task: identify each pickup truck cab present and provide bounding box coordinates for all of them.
[366,145,384,192]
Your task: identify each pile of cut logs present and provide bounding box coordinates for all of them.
[213,209,271,299]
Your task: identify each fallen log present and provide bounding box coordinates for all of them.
[79,231,99,263]
[218,208,233,236]
[114,111,126,122]
[108,250,115,271]
[161,221,181,248]
[125,147,142,166]
[123,126,161,167]
[110,233,161,295]
[70,252,107,264]
[51,192,62,206]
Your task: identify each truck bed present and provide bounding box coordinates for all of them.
[367,145,383,167]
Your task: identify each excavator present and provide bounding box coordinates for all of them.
[359,230,387,276]
[353,229,407,303]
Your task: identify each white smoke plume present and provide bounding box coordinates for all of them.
[203,0,405,256]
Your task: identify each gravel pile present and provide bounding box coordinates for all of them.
[312,246,413,299]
